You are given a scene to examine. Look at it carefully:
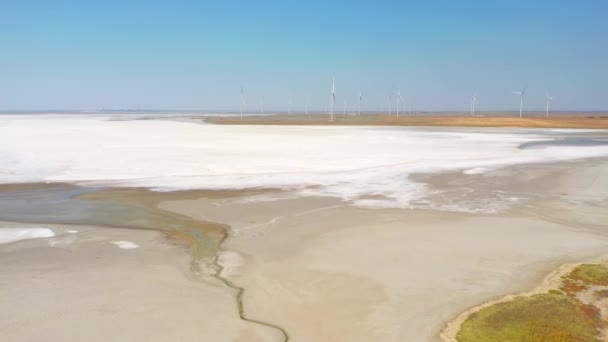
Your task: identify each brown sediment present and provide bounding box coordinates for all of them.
[210,232,290,342]
[206,114,608,129]
[77,188,227,261]
[0,184,289,341]
[77,187,290,341]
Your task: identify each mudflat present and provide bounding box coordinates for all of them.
[159,159,608,341]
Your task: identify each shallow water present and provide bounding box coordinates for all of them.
[0,184,123,225]
[0,184,225,259]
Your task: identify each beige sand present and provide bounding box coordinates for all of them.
[0,221,281,342]
[160,159,608,341]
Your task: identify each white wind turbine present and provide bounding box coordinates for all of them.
[358,91,363,116]
[260,97,265,114]
[545,91,553,117]
[330,78,336,121]
[470,91,478,116]
[396,89,405,117]
[240,86,247,119]
[512,87,527,118]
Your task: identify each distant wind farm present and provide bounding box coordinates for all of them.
[227,80,604,125]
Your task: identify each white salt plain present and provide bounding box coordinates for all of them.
[0,114,607,210]
[0,228,55,245]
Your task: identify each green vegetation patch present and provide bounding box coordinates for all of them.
[569,264,608,286]
[457,292,602,342]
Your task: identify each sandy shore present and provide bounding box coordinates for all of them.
[206,114,608,129]
[439,260,608,341]
[159,158,608,341]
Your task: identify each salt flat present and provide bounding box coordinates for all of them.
[1,114,607,209]
[1,114,607,341]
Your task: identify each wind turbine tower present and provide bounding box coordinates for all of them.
[330,78,336,121]
[546,91,553,117]
[511,87,527,118]
[396,89,405,117]
[470,91,478,116]
[240,86,245,119]
[260,97,265,114]
[358,91,363,116]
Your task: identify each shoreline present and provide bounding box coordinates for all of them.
[438,262,586,341]
[440,258,608,341]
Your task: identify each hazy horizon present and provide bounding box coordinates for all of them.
[1,109,608,115]
[2,1,607,111]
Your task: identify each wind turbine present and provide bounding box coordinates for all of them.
[358,91,363,116]
[330,78,336,121]
[240,86,245,119]
[260,97,265,114]
[396,89,405,117]
[545,91,553,117]
[470,91,478,116]
[511,87,527,118]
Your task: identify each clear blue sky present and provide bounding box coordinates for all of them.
[1,0,607,111]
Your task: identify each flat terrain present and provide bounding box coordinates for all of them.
[160,159,608,342]
[1,116,608,342]
[206,114,608,129]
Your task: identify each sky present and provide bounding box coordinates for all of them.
[1,0,607,112]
